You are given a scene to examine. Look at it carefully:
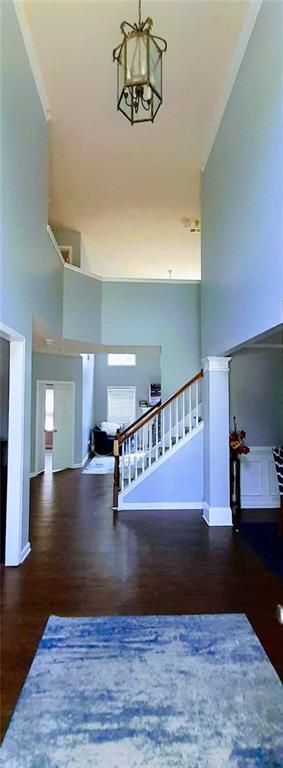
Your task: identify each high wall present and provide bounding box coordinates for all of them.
[31,353,86,470]
[94,350,161,424]
[201,0,283,356]
[230,345,283,446]
[1,2,63,549]
[101,282,200,399]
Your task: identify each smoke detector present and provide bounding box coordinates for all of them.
[182,218,201,233]
[44,338,55,347]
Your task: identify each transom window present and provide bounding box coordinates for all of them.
[107,353,136,367]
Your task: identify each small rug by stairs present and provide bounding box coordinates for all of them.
[1,614,283,767]
[239,522,283,582]
[82,456,114,474]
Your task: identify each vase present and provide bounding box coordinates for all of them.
[230,454,241,527]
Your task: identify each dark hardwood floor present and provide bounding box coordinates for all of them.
[1,466,283,738]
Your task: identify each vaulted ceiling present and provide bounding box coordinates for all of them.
[24,0,254,279]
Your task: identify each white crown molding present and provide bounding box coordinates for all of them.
[13,1,51,121]
[64,263,200,285]
[202,356,231,372]
[201,0,263,171]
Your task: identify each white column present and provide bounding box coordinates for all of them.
[202,356,232,526]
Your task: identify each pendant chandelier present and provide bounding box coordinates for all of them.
[113,0,167,125]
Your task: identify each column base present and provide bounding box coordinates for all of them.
[203,505,233,527]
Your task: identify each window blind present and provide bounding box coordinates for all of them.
[107,387,136,425]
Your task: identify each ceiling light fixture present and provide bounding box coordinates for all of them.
[113,0,167,125]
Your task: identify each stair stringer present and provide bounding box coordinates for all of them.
[118,422,204,510]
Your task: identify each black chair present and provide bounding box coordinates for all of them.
[90,426,114,456]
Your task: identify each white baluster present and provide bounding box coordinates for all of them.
[176,397,179,443]
[135,432,138,480]
[128,438,131,484]
[155,415,158,461]
[189,388,192,432]
[142,426,145,472]
[169,404,172,448]
[195,381,199,427]
[162,410,165,455]
[182,391,185,438]
[149,420,152,466]
[121,441,125,491]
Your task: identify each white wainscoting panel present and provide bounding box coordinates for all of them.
[240,447,280,508]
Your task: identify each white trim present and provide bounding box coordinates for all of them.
[119,502,204,511]
[119,423,204,502]
[30,471,42,479]
[201,0,263,170]
[0,323,26,566]
[81,452,90,467]
[20,542,31,563]
[64,263,199,285]
[35,380,75,474]
[202,505,233,527]
[240,499,279,509]
[13,1,51,121]
[46,225,65,266]
[202,356,231,373]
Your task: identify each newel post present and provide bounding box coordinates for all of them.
[113,430,120,510]
[202,356,232,526]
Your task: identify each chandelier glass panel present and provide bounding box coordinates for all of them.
[113,1,167,125]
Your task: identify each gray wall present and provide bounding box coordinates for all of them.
[31,352,83,470]
[201,1,283,356]
[52,225,81,268]
[94,350,161,424]
[0,339,9,441]
[230,347,283,446]
[101,282,200,399]
[1,3,64,549]
[82,354,95,458]
[63,269,102,345]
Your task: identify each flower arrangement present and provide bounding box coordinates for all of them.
[230,416,250,456]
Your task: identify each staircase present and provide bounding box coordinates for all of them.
[113,370,204,511]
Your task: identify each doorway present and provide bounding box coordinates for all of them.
[0,322,25,566]
[35,381,75,475]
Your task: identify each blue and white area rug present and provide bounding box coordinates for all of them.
[82,456,114,474]
[1,615,283,767]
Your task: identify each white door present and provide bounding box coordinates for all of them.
[35,382,47,474]
[52,383,75,472]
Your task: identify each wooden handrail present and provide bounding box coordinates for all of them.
[117,370,203,445]
[119,400,161,440]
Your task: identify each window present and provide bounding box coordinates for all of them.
[107,387,136,426]
[107,353,136,367]
[45,387,54,431]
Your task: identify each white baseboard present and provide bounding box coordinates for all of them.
[30,471,41,478]
[241,497,280,509]
[203,505,233,527]
[118,502,204,511]
[20,542,31,563]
